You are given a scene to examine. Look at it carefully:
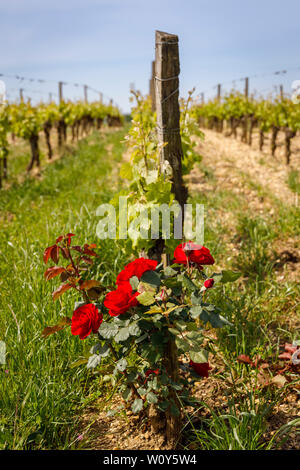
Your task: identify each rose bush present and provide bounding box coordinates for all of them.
[42,234,239,421]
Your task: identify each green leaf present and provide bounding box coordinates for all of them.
[221,270,241,283]
[128,323,141,336]
[200,310,233,328]
[175,336,190,352]
[129,275,139,290]
[131,398,143,414]
[137,291,156,306]
[191,292,202,305]
[116,358,127,371]
[87,354,101,369]
[178,273,197,291]
[190,349,208,363]
[140,270,161,287]
[186,322,198,331]
[164,266,177,277]
[135,332,148,343]
[127,371,139,382]
[168,327,180,336]
[186,330,203,342]
[137,387,147,396]
[122,387,132,401]
[120,162,133,179]
[190,306,203,319]
[205,304,215,312]
[115,327,130,343]
[90,343,110,357]
[98,322,119,339]
[213,270,241,283]
[146,392,158,404]
[174,319,187,331]
[211,273,223,283]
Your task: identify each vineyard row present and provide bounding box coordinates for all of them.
[0,100,123,187]
[192,92,300,164]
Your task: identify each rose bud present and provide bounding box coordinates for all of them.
[204,278,214,289]
[160,288,166,301]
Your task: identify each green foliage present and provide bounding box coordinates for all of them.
[192,91,300,132]
[0,105,9,162]
[111,90,203,255]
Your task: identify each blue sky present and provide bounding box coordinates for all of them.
[0,0,299,112]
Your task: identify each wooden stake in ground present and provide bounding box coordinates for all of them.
[149,60,156,112]
[84,85,88,103]
[154,29,185,449]
[155,30,188,214]
[244,77,249,98]
[242,78,249,143]
[280,85,284,100]
[58,82,63,104]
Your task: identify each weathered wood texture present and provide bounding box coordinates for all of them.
[155,30,188,214]
[149,60,156,112]
[58,81,63,104]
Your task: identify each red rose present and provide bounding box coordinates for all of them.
[145,369,160,377]
[104,283,139,317]
[204,278,214,289]
[71,303,103,340]
[189,361,212,378]
[116,258,158,287]
[174,242,215,267]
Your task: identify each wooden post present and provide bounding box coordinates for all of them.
[201,92,204,105]
[49,92,52,103]
[58,81,63,103]
[99,92,103,103]
[217,83,221,101]
[155,30,188,214]
[241,78,249,143]
[280,85,284,100]
[19,88,24,103]
[149,60,156,111]
[245,77,249,98]
[154,29,185,449]
[84,85,88,103]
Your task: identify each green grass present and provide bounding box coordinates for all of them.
[0,128,128,449]
[287,169,300,195]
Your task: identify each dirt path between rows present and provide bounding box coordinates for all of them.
[189,129,299,207]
